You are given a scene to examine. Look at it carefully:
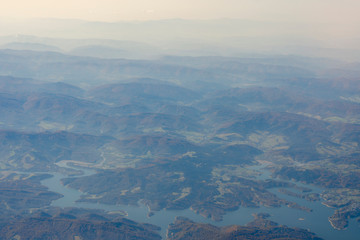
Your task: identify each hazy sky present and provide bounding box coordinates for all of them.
[1,0,359,24]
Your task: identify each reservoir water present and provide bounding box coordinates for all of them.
[41,162,360,240]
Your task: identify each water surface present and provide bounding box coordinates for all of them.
[41,163,360,239]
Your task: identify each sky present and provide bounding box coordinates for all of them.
[0,0,359,58]
[1,0,359,24]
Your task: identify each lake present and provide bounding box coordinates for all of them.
[41,162,360,239]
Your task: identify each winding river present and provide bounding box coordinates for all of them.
[41,162,360,240]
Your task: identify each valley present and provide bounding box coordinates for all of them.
[0,50,359,239]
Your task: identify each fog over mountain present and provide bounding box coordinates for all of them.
[0,17,359,61]
[0,1,359,239]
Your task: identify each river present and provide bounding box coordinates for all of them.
[41,161,360,240]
